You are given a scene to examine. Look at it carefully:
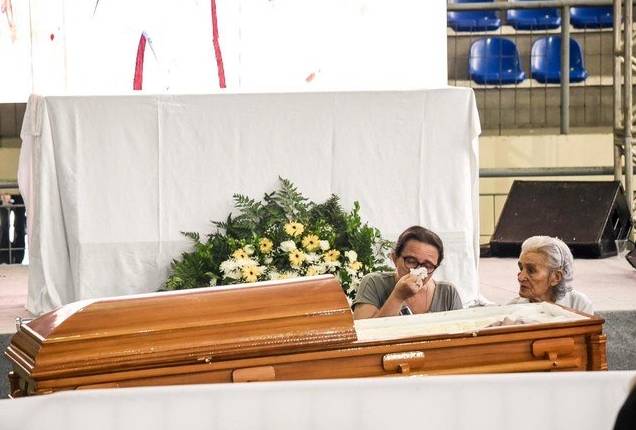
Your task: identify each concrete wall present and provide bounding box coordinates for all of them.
[0,103,24,195]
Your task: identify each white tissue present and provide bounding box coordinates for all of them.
[410,267,428,281]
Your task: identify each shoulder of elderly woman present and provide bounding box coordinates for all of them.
[556,289,594,315]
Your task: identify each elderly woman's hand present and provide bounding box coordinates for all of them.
[391,273,424,302]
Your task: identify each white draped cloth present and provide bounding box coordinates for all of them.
[1,371,634,430]
[18,88,481,315]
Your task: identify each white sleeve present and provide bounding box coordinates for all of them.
[572,291,594,315]
[507,296,529,305]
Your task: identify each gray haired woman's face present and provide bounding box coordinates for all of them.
[517,251,562,302]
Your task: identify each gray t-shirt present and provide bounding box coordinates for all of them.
[352,271,463,313]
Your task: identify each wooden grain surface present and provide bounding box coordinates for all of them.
[4,275,607,396]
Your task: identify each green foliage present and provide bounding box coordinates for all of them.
[163,177,391,299]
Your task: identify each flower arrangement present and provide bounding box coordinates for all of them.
[163,178,391,299]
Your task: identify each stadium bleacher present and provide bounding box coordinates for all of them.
[531,36,589,84]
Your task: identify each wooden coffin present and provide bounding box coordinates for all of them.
[5,275,606,397]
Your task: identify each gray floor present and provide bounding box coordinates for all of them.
[1,335,12,398]
[598,311,636,371]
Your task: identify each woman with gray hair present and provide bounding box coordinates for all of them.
[510,235,593,314]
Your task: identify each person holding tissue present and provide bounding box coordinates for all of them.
[352,225,463,319]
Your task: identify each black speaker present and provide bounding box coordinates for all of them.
[490,181,633,258]
[627,247,636,269]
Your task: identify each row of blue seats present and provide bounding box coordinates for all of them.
[449,1,612,32]
[468,36,588,85]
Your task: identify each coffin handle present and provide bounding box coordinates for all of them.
[409,356,581,376]
[532,338,575,360]
[382,351,426,374]
[232,366,276,383]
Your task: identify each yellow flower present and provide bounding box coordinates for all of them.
[277,271,298,280]
[324,249,341,262]
[306,265,326,276]
[289,249,306,267]
[284,222,305,237]
[348,261,363,271]
[259,238,274,254]
[301,234,320,251]
[306,266,319,276]
[232,249,248,260]
[242,265,264,283]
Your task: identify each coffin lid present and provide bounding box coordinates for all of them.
[7,275,356,380]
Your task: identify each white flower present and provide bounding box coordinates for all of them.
[306,264,327,276]
[263,256,273,265]
[345,267,358,278]
[271,271,302,280]
[224,269,241,280]
[220,259,238,274]
[244,245,255,256]
[276,271,299,280]
[345,250,358,262]
[319,240,330,251]
[235,257,258,268]
[305,252,321,264]
[347,283,358,295]
[279,240,297,252]
[324,260,341,272]
[316,262,328,274]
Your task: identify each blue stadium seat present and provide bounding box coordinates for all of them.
[570,6,613,29]
[469,37,526,85]
[507,0,561,30]
[531,36,588,84]
[448,0,501,32]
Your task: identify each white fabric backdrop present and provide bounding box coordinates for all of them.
[2,0,447,102]
[2,371,634,430]
[18,88,480,315]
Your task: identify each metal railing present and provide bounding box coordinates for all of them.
[448,0,615,134]
[479,165,636,176]
[614,0,636,227]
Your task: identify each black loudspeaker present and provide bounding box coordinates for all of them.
[627,248,636,269]
[490,181,633,258]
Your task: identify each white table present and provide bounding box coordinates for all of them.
[19,88,480,315]
[2,371,634,430]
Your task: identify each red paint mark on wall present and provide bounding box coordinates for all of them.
[211,0,226,88]
[133,32,147,91]
[1,0,16,42]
